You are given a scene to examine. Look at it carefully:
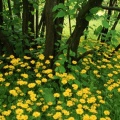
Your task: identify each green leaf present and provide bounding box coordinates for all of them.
[86,13,93,21]
[74,80,81,87]
[94,25,102,35]
[42,88,55,104]
[111,38,119,47]
[102,20,109,28]
[90,7,101,14]
[55,10,66,18]
[58,66,66,73]
[52,3,65,12]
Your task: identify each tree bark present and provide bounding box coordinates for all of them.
[67,0,103,59]
[0,0,3,26]
[44,0,64,61]
[0,30,14,55]
[7,0,14,31]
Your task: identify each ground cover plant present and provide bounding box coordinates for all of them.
[0,0,120,120]
[0,42,120,120]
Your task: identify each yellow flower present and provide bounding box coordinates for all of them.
[107,86,113,91]
[0,77,5,82]
[28,83,36,88]
[61,78,67,84]
[76,108,84,115]
[96,90,101,94]
[45,60,50,64]
[117,55,120,59]
[80,69,86,74]
[9,90,18,96]
[32,111,40,118]
[30,60,35,64]
[21,73,28,78]
[26,108,32,112]
[83,114,90,120]
[77,104,82,108]
[10,58,20,65]
[100,118,106,120]
[53,112,62,119]
[36,73,41,78]
[72,60,77,64]
[99,100,105,104]
[38,54,45,60]
[30,96,37,102]
[55,62,61,66]
[41,78,47,83]
[118,88,120,92]
[56,105,62,110]
[35,80,41,85]
[87,97,96,103]
[62,110,70,116]
[104,110,110,115]
[72,84,78,90]
[108,73,113,77]
[76,90,83,96]
[47,102,53,106]
[49,55,53,59]
[63,91,72,97]
[54,93,60,97]
[2,110,11,116]
[67,117,75,120]
[11,105,16,109]
[93,70,98,74]
[42,105,49,112]
[48,74,53,78]
[67,100,74,107]
[24,56,31,59]
[101,65,106,68]
[21,103,29,109]
[105,117,111,120]
[9,55,15,59]
[37,45,41,48]
[36,102,42,106]
[79,98,86,104]
[90,115,97,120]
[15,108,24,115]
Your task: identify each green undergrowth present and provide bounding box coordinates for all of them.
[0,42,120,120]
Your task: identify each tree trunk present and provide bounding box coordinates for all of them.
[0,0,3,26]
[44,0,64,62]
[28,2,34,38]
[67,0,103,59]
[7,0,14,31]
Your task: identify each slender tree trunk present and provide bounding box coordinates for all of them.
[111,12,120,30]
[36,4,39,38]
[98,0,117,41]
[0,0,3,26]
[38,5,46,37]
[7,0,14,31]
[28,2,34,38]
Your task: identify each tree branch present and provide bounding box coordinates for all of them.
[100,5,120,11]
